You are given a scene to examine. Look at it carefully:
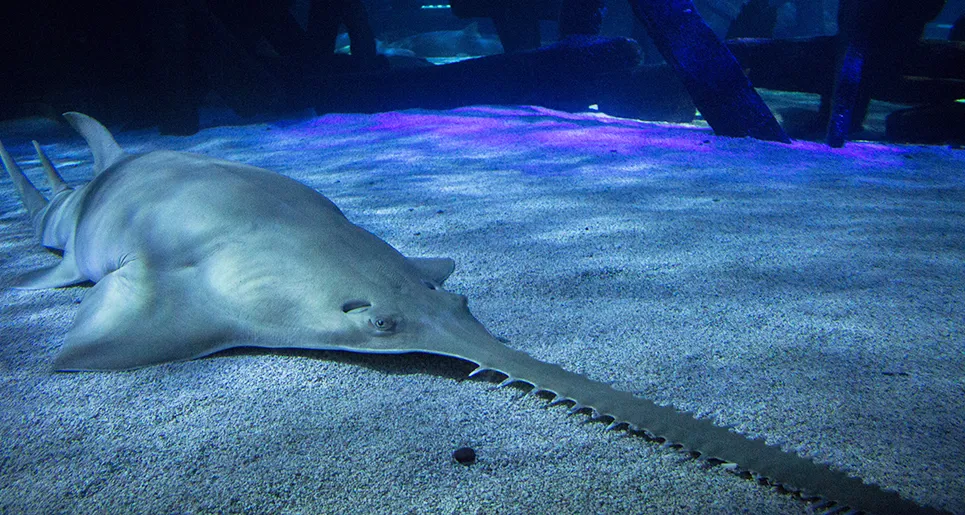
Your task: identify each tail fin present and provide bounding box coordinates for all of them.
[32,141,71,195]
[0,139,48,220]
[62,112,126,175]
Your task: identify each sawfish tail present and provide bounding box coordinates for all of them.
[460,340,945,515]
[0,139,73,233]
[0,139,49,231]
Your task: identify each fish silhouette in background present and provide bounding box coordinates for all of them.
[337,23,503,58]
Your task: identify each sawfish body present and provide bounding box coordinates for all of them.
[0,114,944,515]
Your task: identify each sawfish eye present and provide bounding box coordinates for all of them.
[370,316,396,332]
[421,280,437,290]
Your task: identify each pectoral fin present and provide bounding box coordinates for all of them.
[14,258,88,290]
[54,260,233,371]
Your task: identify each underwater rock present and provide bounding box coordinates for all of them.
[593,64,696,123]
[727,36,837,97]
[886,102,965,145]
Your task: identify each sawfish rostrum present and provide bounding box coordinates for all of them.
[0,114,945,515]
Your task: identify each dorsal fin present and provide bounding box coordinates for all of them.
[62,112,126,175]
[32,140,70,195]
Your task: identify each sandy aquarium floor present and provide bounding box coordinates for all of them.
[1,104,964,514]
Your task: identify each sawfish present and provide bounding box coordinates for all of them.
[0,113,945,515]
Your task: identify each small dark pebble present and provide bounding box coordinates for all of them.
[452,447,476,465]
